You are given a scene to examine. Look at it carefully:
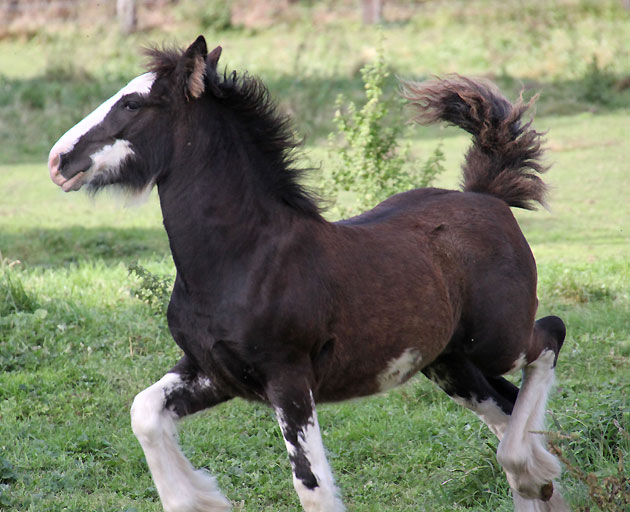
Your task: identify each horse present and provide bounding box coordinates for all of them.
[48,35,570,512]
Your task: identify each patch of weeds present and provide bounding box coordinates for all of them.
[67,433,118,464]
[128,263,173,316]
[174,0,236,31]
[542,268,616,304]
[0,458,17,510]
[581,55,616,106]
[0,268,39,316]
[327,36,445,217]
[0,458,17,485]
[0,484,14,508]
[549,423,630,511]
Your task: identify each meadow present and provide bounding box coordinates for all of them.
[0,1,629,510]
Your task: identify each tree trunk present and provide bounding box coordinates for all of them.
[361,0,383,25]
[117,0,137,34]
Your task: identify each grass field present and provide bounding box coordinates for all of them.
[1,1,629,511]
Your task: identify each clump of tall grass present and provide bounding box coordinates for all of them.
[0,255,39,316]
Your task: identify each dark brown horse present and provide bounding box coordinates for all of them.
[48,36,569,512]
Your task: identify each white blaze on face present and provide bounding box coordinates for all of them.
[48,72,156,191]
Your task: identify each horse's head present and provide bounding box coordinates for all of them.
[48,36,221,195]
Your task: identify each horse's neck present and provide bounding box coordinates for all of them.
[156,152,294,294]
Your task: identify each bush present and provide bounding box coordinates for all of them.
[327,39,445,217]
[128,263,173,316]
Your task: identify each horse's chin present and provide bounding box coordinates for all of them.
[60,171,87,192]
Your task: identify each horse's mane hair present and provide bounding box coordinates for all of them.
[144,46,322,218]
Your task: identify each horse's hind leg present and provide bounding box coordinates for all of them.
[423,353,516,440]
[497,316,569,510]
[130,356,233,512]
[423,315,569,511]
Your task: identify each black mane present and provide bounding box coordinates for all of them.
[145,46,323,218]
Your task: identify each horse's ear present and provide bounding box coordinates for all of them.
[179,35,208,100]
[206,45,222,72]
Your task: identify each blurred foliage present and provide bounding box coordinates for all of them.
[327,39,445,216]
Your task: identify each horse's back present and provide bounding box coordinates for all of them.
[332,187,539,377]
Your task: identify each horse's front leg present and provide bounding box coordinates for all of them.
[130,356,233,512]
[268,372,345,512]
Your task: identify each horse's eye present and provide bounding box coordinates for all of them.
[123,100,141,111]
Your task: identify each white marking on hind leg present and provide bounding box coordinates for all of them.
[509,352,528,374]
[452,396,509,440]
[131,373,231,512]
[512,485,570,512]
[275,394,344,512]
[497,350,562,501]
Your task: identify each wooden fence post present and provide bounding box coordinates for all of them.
[362,0,383,25]
[117,0,137,34]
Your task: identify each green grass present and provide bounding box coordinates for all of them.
[1,1,629,510]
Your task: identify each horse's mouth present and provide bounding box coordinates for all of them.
[59,171,87,192]
[49,152,90,192]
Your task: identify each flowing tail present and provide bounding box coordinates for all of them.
[402,75,548,210]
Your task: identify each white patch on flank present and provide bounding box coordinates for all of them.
[49,72,155,161]
[497,350,565,506]
[275,393,345,512]
[131,373,231,512]
[378,348,422,392]
[452,395,510,440]
[512,486,570,512]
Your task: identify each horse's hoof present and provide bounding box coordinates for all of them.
[540,482,554,501]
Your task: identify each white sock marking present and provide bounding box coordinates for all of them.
[275,394,345,512]
[497,350,562,501]
[509,352,528,374]
[131,373,231,512]
[452,396,510,439]
[512,485,570,512]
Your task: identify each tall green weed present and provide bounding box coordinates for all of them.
[327,41,445,217]
[128,263,173,316]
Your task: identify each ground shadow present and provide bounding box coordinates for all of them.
[0,226,170,267]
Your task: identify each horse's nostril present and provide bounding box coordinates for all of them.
[48,151,67,186]
[48,153,61,174]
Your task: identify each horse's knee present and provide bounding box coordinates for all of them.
[131,391,163,443]
[131,374,180,444]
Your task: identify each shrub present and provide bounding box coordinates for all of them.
[128,263,173,316]
[327,39,445,217]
